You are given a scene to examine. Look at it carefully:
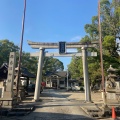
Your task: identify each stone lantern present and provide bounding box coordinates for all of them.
[105,65,120,102]
[106,65,117,91]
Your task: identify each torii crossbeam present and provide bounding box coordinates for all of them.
[28,40,98,102]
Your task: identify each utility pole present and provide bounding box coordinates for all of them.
[67,69,69,91]
[98,0,107,106]
[16,0,26,98]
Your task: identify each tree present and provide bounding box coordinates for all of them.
[0,40,64,79]
[0,39,38,76]
[68,57,81,79]
[68,0,120,85]
[21,52,38,75]
[0,39,19,65]
[85,16,99,39]
[100,0,120,37]
[42,57,64,77]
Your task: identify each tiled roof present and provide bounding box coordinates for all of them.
[0,63,35,80]
[55,71,67,77]
[45,71,67,77]
[15,67,36,78]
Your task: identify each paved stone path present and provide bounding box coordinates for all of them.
[17,89,95,120]
[1,89,119,120]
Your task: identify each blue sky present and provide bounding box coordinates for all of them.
[0,0,98,70]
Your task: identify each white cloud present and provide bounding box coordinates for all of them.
[71,35,81,41]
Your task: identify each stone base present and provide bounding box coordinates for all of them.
[0,97,17,109]
[84,100,93,103]
[106,92,116,100]
[3,91,13,98]
[32,99,42,102]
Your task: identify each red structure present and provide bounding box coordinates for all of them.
[41,82,46,87]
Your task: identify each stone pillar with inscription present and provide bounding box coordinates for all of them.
[2,52,16,108]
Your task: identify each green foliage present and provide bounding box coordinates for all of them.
[68,57,82,79]
[43,57,64,76]
[102,36,118,56]
[85,16,98,39]
[0,39,19,65]
[103,36,115,49]
[101,0,120,36]
[0,39,38,76]
[21,52,38,75]
[0,40,64,80]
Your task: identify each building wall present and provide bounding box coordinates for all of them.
[59,78,65,88]
[46,78,52,87]
[46,77,66,89]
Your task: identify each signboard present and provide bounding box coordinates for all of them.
[59,42,66,54]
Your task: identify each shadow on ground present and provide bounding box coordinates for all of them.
[0,112,96,120]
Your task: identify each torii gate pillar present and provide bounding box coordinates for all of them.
[34,48,45,101]
[82,47,91,102]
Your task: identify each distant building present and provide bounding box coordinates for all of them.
[45,71,70,89]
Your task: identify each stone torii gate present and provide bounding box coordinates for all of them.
[27,40,98,102]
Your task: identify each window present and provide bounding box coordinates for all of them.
[60,81,64,84]
[47,81,50,84]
